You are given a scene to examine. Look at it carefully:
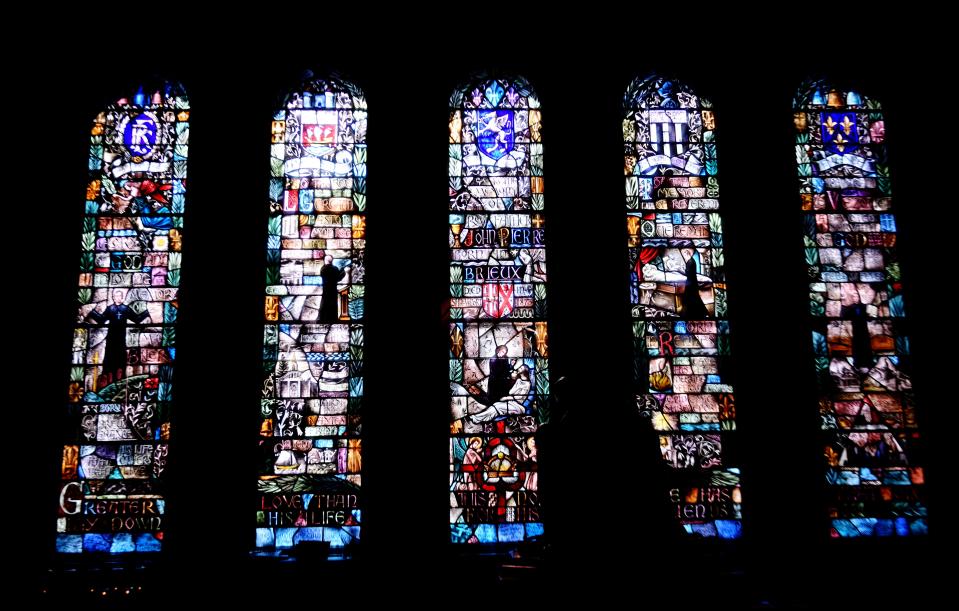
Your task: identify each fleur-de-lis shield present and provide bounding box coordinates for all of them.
[821,112,859,154]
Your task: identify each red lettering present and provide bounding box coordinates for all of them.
[660,332,675,355]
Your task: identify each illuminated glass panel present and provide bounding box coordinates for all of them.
[448,77,547,544]
[793,82,927,537]
[57,84,189,554]
[255,77,366,552]
[624,76,742,538]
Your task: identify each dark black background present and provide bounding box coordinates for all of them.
[12,16,948,605]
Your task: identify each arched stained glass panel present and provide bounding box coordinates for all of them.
[448,77,548,544]
[624,76,742,539]
[57,83,189,554]
[255,76,367,552]
[793,82,927,537]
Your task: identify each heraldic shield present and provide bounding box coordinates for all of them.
[821,112,860,155]
[477,110,514,160]
[483,282,514,318]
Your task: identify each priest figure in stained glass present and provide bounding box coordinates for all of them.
[87,288,150,387]
[319,255,351,322]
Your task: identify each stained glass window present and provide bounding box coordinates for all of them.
[624,76,742,538]
[255,76,366,552]
[793,83,927,537]
[56,84,189,554]
[448,77,548,544]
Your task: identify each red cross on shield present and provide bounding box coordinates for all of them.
[482,283,514,318]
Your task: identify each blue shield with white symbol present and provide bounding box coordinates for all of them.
[477,110,514,160]
[123,112,158,158]
[821,112,859,155]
